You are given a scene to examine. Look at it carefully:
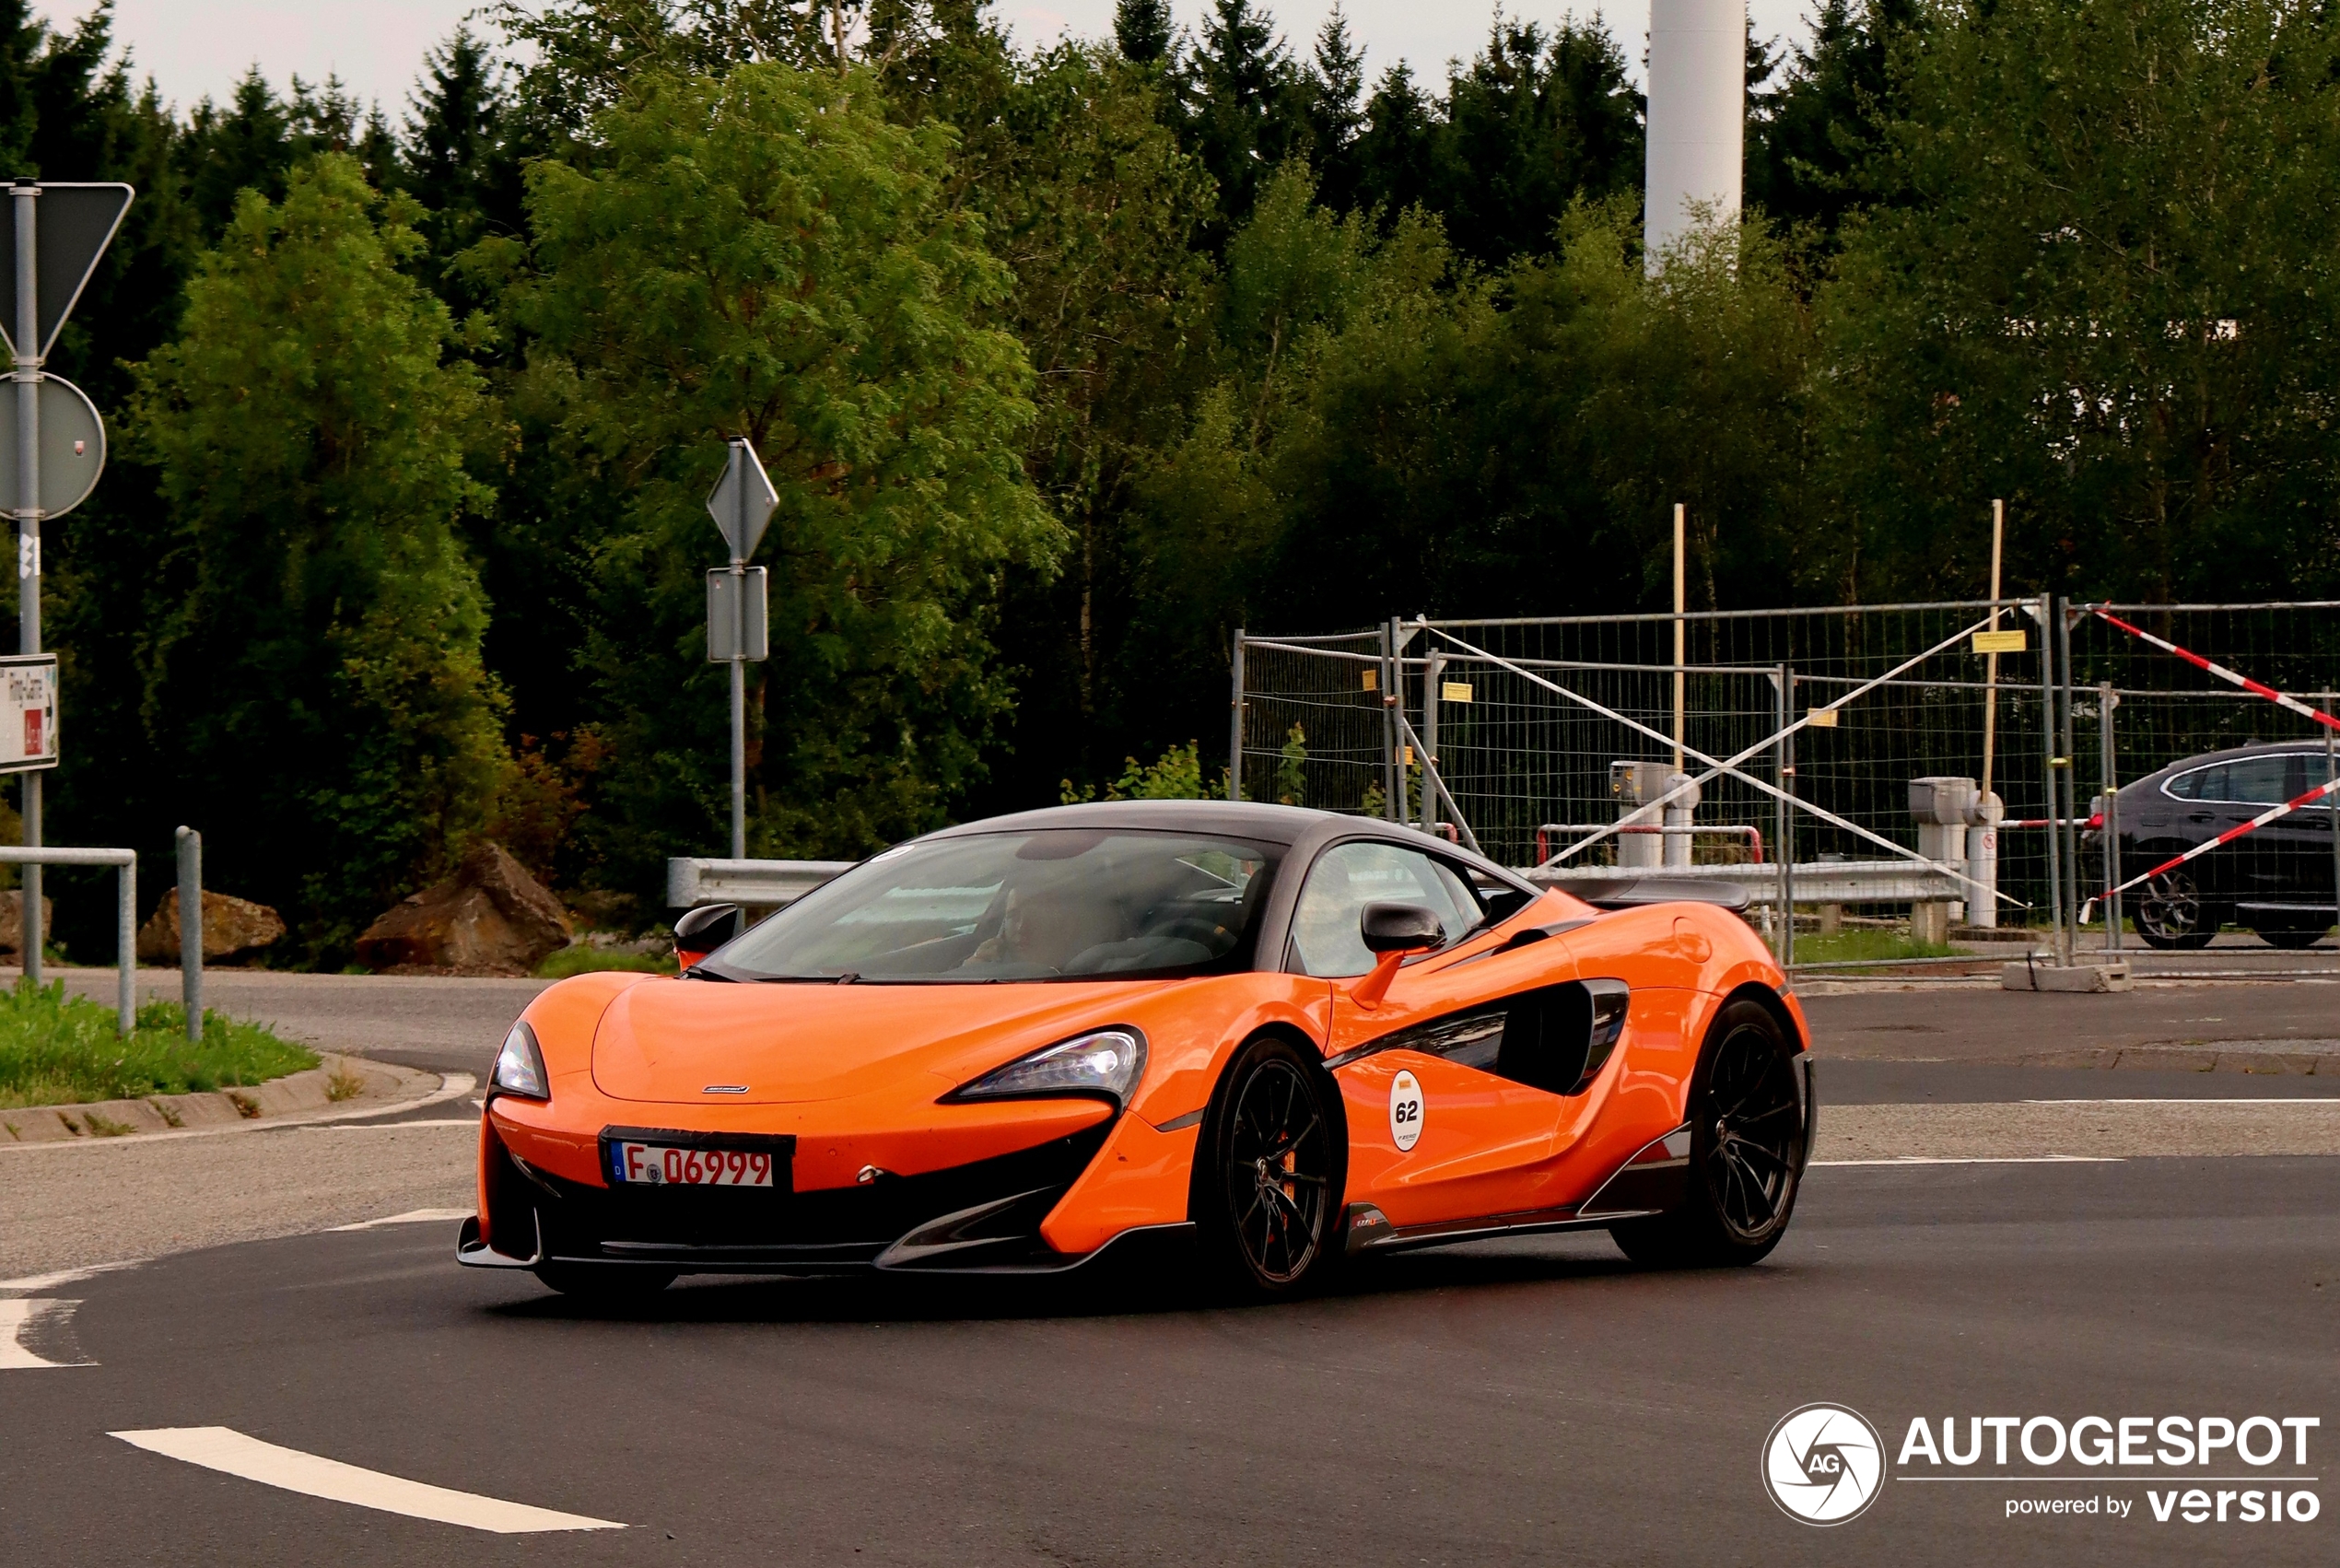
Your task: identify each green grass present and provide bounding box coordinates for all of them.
[1791,929,1960,965]
[0,981,318,1109]
[534,945,676,979]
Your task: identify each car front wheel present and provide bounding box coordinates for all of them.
[1194,1036,1344,1297]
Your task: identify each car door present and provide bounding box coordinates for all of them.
[2219,753,2299,900]
[1292,838,1586,1229]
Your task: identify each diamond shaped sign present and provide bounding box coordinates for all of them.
[706,439,778,563]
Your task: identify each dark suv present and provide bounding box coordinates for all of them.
[2094,741,2339,949]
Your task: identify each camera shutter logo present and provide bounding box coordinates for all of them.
[1762,1404,1887,1525]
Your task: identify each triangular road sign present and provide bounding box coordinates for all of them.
[0,181,134,360]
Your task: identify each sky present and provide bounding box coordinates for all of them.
[36,1,1822,118]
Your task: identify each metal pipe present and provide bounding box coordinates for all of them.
[1226,627,1245,803]
[1422,649,1443,837]
[15,181,39,988]
[1981,499,2005,798]
[0,845,135,1033]
[2100,683,2120,954]
[2328,704,2338,948]
[1672,502,1686,775]
[1381,617,1400,823]
[1781,663,1796,970]
[2057,594,2080,957]
[177,825,202,1041]
[2041,595,2066,965]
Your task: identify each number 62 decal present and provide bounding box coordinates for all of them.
[1388,1071,1424,1153]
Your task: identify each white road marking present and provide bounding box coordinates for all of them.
[305,1119,478,1131]
[110,1428,626,1533]
[326,1209,473,1232]
[0,1258,140,1294]
[1811,1155,2124,1166]
[0,1298,88,1368]
[2022,1097,2340,1105]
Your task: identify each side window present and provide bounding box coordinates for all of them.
[2168,764,2226,802]
[1289,841,1481,977]
[2224,756,2296,805]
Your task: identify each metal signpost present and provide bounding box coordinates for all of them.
[705,439,775,860]
[0,179,132,981]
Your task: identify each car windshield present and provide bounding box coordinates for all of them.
[707,829,1281,982]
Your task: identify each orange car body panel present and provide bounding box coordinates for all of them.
[475,877,1802,1265]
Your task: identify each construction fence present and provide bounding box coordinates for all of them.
[1231,601,2340,972]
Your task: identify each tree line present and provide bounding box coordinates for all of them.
[9,0,2339,959]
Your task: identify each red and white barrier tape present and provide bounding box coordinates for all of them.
[2105,775,2340,899]
[2091,608,2340,733]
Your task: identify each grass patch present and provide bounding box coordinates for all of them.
[1792,929,1960,965]
[0,982,317,1109]
[535,945,675,979]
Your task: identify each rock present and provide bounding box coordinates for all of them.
[136,890,287,965]
[0,889,53,955]
[354,841,572,975]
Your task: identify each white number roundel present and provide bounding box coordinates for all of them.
[1388,1071,1424,1152]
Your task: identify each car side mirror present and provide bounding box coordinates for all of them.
[1362,902,1444,954]
[674,904,739,971]
[1351,902,1444,1010]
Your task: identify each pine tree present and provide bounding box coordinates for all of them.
[1188,0,1299,225]
[399,28,527,312]
[1747,0,1918,236]
[1352,63,1435,221]
[1114,0,1173,65]
[1306,3,1364,207]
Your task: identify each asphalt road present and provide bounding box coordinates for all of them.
[4,1156,2332,1566]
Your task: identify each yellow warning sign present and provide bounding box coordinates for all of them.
[1361,669,1377,692]
[1440,681,1472,703]
[1806,708,1840,728]
[1971,629,2028,654]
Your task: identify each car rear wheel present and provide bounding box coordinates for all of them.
[1610,999,1808,1269]
[1194,1036,1344,1297]
[2252,924,2329,951]
[533,1262,677,1301]
[2135,869,2217,950]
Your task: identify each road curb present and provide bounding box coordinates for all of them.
[0,1062,471,1152]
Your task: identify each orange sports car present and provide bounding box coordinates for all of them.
[458,801,1814,1299]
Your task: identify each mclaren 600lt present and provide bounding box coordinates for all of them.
[459,801,1814,1299]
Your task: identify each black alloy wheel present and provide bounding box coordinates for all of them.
[1197,1036,1343,1295]
[1611,998,1808,1269]
[2135,869,2217,950]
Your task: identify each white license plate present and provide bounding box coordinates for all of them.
[615,1142,774,1188]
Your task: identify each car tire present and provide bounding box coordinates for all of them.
[2252,925,2328,951]
[533,1262,677,1301]
[2134,869,2217,950]
[1610,999,1808,1270]
[1192,1035,1346,1298]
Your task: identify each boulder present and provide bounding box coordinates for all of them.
[136,890,287,965]
[0,889,53,956]
[355,841,572,975]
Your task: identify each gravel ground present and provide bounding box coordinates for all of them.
[1816,1098,2340,1161]
[0,1121,476,1281]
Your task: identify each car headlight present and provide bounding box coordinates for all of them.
[947,1026,1148,1108]
[491,1020,549,1100]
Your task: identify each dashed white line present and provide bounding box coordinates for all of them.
[0,1297,88,1368]
[325,1209,474,1232]
[1811,1155,2124,1166]
[110,1427,626,1533]
[2021,1097,2340,1105]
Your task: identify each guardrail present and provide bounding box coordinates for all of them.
[0,845,135,1036]
[1526,857,1965,907]
[666,858,856,909]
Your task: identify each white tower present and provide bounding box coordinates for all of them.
[1644,0,1746,271]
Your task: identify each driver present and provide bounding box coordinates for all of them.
[965,879,1094,972]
